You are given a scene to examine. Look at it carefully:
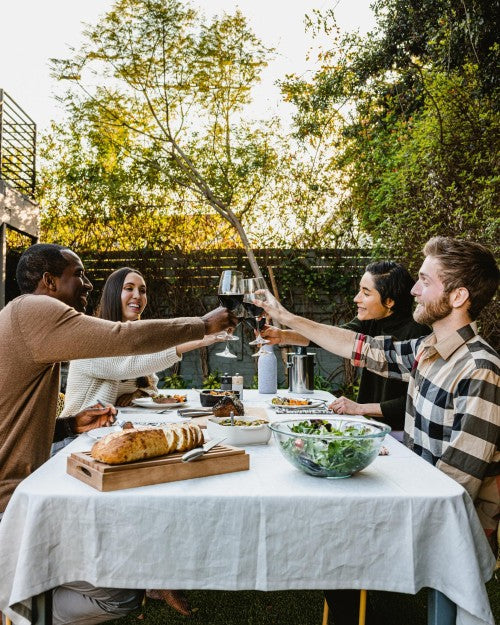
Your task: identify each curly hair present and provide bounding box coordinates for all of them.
[16,243,71,294]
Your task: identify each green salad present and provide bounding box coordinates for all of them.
[280,419,379,478]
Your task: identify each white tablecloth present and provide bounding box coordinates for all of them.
[0,390,495,625]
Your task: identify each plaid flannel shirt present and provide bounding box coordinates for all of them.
[352,323,500,544]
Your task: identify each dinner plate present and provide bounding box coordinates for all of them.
[267,398,324,410]
[86,415,191,440]
[87,426,121,440]
[125,414,189,426]
[131,397,189,409]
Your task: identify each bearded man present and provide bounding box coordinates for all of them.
[260,236,499,544]
[259,237,499,625]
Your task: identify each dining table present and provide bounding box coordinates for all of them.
[0,388,495,625]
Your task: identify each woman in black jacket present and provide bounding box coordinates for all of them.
[262,260,429,437]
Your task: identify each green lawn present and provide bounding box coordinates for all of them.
[111,577,499,624]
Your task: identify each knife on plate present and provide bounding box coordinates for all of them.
[181,437,226,462]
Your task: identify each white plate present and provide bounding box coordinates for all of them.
[86,415,191,440]
[268,398,324,410]
[87,426,121,440]
[126,414,189,426]
[131,397,189,409]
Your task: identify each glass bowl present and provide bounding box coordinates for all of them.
[269,417,391,478]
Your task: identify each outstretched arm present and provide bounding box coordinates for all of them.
[258,293,356,359]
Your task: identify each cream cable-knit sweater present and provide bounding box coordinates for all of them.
[60,348,181,417]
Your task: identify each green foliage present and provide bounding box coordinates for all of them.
[249,374,259,390]
[313,374,334,392]
[202,371,221,389]
[335,380,361,402]
[283,0,499,344]
[39,0,281,270]
[160,372,189,389]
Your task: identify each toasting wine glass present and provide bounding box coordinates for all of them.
[216,270,243,358]
[243,277,269,357]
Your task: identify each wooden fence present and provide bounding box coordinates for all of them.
[5,247,370,390]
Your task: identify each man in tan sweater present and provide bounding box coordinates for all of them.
[0,243,234,624]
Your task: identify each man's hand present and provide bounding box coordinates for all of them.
[73,403,117,433]
[201,306,238,335]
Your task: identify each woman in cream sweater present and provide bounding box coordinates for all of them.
[61,266,221,417]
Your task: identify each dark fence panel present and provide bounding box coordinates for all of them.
[79,248,369,322]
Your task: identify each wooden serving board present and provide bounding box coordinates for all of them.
[67,444,249,492]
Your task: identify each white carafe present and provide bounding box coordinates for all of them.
[257,345,277,394]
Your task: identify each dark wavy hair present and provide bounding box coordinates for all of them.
[365,260,415,316]
[96,267,144,322]
[16,243,72,294]
[423,237,499,320]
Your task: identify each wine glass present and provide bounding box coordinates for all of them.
[216,270,243,358]
[243,277,269,357]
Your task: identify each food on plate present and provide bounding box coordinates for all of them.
[271,397,310,406]
[212,396,245,417]
[91,422,203,464]
[207,390,237,397]
[216,418,268,427]
[151,394,187,404]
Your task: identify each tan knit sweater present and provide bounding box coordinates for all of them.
[0,295,205,512]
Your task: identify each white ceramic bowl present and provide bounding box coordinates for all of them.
[206,416,271,446]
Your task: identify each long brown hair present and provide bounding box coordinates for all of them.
[96,267,151,389]
[96,267,144,322]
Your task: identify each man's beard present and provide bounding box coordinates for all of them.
[413,293,452,326]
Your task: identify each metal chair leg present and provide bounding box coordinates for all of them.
[322,598,329,625]
[428,589,456,625]
[322,590,367,625]
[359,590,367,625]
[32,590,52,625]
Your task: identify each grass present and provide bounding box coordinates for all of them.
[111,577,499,625]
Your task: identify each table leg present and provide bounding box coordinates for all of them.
[32,591,52,625]
[428,589,456,625]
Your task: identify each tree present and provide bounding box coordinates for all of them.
[47,0,279,276]
[281,0,499,343]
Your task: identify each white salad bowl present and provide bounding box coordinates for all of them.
[206,416,271,446]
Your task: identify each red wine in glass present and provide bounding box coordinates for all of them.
[242,301,264,317]
[218,293,244,311]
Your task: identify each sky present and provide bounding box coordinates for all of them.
[0,0,376,132]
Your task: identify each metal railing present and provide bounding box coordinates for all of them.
[0,90,36,197]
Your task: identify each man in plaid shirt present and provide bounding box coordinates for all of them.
[260,237,499,550]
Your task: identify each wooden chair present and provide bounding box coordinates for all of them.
[322,590,367,625]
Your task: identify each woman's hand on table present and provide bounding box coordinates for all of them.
[73,403,118,433]
[329,396,364,416]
